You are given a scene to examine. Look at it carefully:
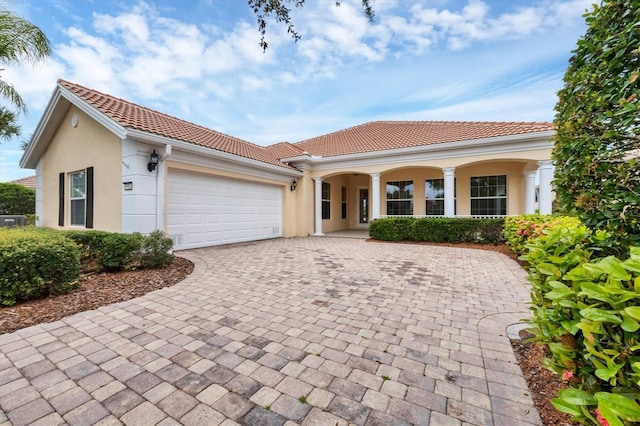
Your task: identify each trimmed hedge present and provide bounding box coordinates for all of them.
[0,228,175,306]
[0,228,80,305]
[369,217,505,244]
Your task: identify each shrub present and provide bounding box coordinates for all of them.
[64,230,111,264]
[504,215,582,257]
[522,226,640,425]
[369,217,505,244]
[0,228,80,305]
[369,217,413,241]
[0,182,35,215]
[553,0,640,254]
[96,232,143,271]
[139,230,173,268]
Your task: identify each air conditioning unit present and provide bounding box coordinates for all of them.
[0,215,27,227]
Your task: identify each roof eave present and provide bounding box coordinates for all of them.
[125,129,302,177]
[286,130,555,166]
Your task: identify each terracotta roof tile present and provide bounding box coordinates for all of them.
[58,79,293,170]
[293,121,554,157]
[7,175,36,189]
[265,142,305,159]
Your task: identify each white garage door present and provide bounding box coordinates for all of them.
[167,170,282,250]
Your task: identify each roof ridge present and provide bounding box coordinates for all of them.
[57,79,270,151]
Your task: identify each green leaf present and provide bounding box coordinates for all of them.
[595,392,640,420]
[598,403,625,426]
[580,308,623,324]
[625,307,640,320]
[621,312,640,332]
[556,388,597,406]
[595,364,622,382]
[536,263,562,277]
[551,398,583,417]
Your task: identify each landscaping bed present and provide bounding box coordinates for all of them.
[0,256,193,334]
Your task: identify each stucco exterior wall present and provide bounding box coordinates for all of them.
[40,106,122,231]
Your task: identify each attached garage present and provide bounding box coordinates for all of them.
[167,170,283,250]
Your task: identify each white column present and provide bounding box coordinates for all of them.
[537,160,553,215]
[443,167,455,217]
[313,177,324,236]
[523,171,537,214]
[370,173,381,220]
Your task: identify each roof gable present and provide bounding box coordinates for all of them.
[292,121,554,158]
[54,80,292,169]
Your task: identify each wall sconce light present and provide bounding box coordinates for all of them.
[147,150,159,172]
[123,182,133,191]
[290,178,297,191]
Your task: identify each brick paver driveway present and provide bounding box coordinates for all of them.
[0,237,541,425]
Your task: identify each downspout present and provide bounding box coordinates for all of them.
[155,144,172,231]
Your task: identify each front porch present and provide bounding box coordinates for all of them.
[310,160,553,236]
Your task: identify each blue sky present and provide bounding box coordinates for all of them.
[0,0,590,181]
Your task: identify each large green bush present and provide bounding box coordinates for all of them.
[0,182,35,215]
[369,217,504,244]
[0,228,80,305]
[522,226,640,425]
[553,0,640,254]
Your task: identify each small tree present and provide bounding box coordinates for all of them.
[0,182,35,215]
[552,0,640,254]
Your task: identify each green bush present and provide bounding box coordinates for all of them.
[139,230,174,268]
[0,183,35,215]
[64,230,111,264]
[369,217,505,244]
[553,0,640,254]
[504,215,582,257]
[0,228,80,305]
[369,217,413,241]
[522,226,640,425]
[96,232,143,271]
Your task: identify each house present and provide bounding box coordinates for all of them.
[7,175,36,189]
[20,80,555,250]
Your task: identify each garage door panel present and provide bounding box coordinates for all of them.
[168,170,282,250]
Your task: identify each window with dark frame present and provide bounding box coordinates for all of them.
[70,171,86,226]
[322,182,331,220]
[341,186,347,219]
[386,180,414,216]
[470,175,507,215]
[425,178,456,215]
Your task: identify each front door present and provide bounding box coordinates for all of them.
[358,188,369,226]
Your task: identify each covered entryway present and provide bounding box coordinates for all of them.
[167,170,282,250]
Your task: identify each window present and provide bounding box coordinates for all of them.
[70,171,86,226]
[470,175,507,215]
[341,186,347,219]
[425,179,456,215]
[322,182,331,220]
[386,180,414,215]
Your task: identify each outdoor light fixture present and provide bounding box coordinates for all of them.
[123,182,133,191]
[147,150,159,172]
[290,178,297,191]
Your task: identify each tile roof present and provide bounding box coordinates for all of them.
[293,120,555,157]
[265,142,305,159]
[58,80,293,170]
[8,175,36,189]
